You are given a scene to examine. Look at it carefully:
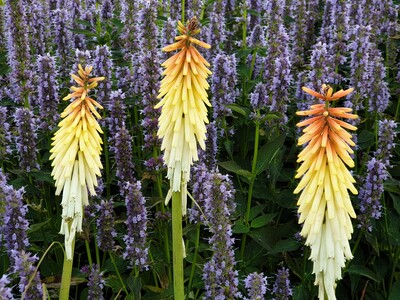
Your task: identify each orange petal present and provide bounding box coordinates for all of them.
[302,87,326,100]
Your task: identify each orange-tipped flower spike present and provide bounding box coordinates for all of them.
[155,17,211,214]
[295,84,358,299]
[50,64,104,260]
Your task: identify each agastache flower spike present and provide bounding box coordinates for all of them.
[294,84,358,299]
[50,64,105,260]
[155,17,212,211]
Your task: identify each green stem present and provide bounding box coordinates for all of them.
[389,247,400,294]
[181,0,185,23]
[85,239,93,267]
[187,223,200,299]
[242,5,247,49]
[172,189,185,299]
[110,252,129,295]
[59,239,75,300]
[240,114,261,260]
[395,95,400,121]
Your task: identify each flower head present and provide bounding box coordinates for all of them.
[155,17,212,198]
[295,84,358,299]
[50,64,104,259]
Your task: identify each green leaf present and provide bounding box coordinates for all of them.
[248,204,267,221]
[357,130,375,150]
[346,265,379,282]
[268,238,300,254]
[233,220,250,233]
[28,219,51,233]
[391,193,400,215]
[255,132,286,176]
[226,103,250,117]
[218,160,252,179]
[250,213,277,228]
[388,281,400,300]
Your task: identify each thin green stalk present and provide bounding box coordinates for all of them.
[181,0,185,23]
[84,239,93,267]
[59,239,75,300]
[242,6,247,49]
[240,114,261,260]
[110,252,129,295]
[187,223,201,299]
[172,189,185,299]
[389,246,400,294]
[395,95,400,120]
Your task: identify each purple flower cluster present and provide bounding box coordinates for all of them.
[187,0,203,20]
[376,119,398,167]
[1,172,29,258]
[123,181,148,271]
[169,0,182,21]
[101,0,114,21]
[198,122,218,169]
[358,158,388,231]
[250,82,268,113]
[272,267,292,300]
[244,272,268,300]
[52,8,72,78]
[206,0,227,55]
[14,108,39,172]
[95,199,117,252]
[0,107,11,161]
[36,54,59,130]
[202,171,239,299]
[4,0,32,105]
[211,53,239,121]
[160,17,176,61]
[0,275,13,299]
[11,250,43,300]
[81,264,105,300]
[24,1,50,56]
[93,45,113,106]
[289,0,308,69]
[247,25,266,79]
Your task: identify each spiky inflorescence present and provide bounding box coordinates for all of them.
[0,107,11,162]
[53,9,72,78]
[4,0,32,105]
[37,54,59,130]
[101,0,114,21]
[202,171,239,299]
[25,1,50,56]
[14,108,40,172]
[211,53,238,121]
[93,45,113,107]
[123,180,148,271]
[376,119,397,167]
[272,267,293,300]
[294,84,358,299]
[81,264,105,300]
[244,272,268,300]
[1,171,29,260]
[95,199,116,252]
[155,17,212,197]
[50,65,104,260]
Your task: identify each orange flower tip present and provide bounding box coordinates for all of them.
[302,86,325,100]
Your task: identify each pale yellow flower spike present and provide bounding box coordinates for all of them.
[155,17,211,214]
[50,65,104,260]
[295,85,358,300]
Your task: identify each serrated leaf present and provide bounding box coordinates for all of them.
[218,160,252,179]
[255,132,286,176]
[346,265,379,282]
[250,213,276,228]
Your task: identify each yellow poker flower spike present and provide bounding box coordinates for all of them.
[50,64,104,260]
[295,85,357,300]
[155,17,212,213]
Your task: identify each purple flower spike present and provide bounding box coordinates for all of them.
[93,45,113,106]
[376,119,398,167]
[244,272,268,300]
[0,107,11,161]
[95,199,117,252]
[0,275,13,299]
[14,108,39,172]
[123,181,148,271]
[272,267,292,300]
[53,9,72,78]
[82,264,105,300]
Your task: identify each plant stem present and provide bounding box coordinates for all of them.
[181,0,185,23]
[172,189,185,299]
[110,252,129,295]
[59,239,75,300]
[187,223,200,299]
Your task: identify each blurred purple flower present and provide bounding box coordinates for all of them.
[4,0,32,105]
[160,17,176,61]
[0,107,11,161]
[101,0,114,21]
[107,90,127,140]
[205,0,227,58]
[170,0,181,21]
[202,171,239,299]
[36,54,59,130]
[25,1,50,56]
[187,0,203,20]
[289,0,308,69]
[95,199,117,252]
[272,267,292,300]
[0,275,13,300]
[198,122,218,169]
[244,272,268,300]
[11,250,42,300]
[53,8,72,78]
[123,180,149,271]
[250,82,268,112]
[375,119,398,167]
[93,45,113,106]
[81,264,105,300]
[14,108,39,172]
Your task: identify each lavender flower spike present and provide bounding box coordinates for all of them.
[14,108,40,172]
[0,107,11,162]
[93,45,113,106]
[0,275,13,299]
[81,264,105,300]
[244,272,268,300]
[95,199,116,252]
[272,267,292,300]
[376,119,398,167]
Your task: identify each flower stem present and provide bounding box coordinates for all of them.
[110,251,129,295]
[59,239,75,300]
[181,0,185,23]
[172,189,185,299]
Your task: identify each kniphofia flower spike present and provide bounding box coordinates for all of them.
[50,64,104,259]
[294,84,357,299]
[155,17,212,214]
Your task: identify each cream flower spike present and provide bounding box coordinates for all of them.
[50,64,104,259]
[155,17,211,215]
[295,84,358,299]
